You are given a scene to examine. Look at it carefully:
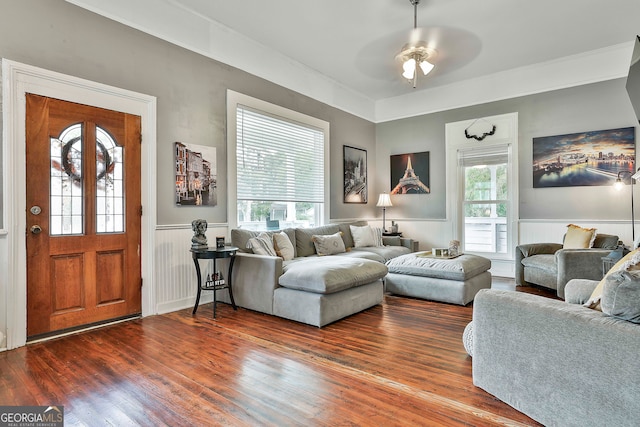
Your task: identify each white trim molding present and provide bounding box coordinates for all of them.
[1,59,157,350]
[445,112,519,264]
[66,0,632,124]
[226,90,331,231]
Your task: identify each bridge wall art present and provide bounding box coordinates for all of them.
[533,127,635,188]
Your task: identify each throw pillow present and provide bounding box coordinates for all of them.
[601,270,640,323]
[462,321,474,357]
[350,225,376,248]
[312,232,346,256]
[563,224,597,249]
[584,248,640,310]
[247,232,277,257]
[273,231,295,261]
[372,226,384,247]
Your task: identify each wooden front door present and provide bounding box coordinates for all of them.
[26,94,142,338]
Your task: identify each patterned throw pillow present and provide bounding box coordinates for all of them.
[372,227,384,247]
[247,232,277,257]
[273,231,295,261]
[312,232,346,256]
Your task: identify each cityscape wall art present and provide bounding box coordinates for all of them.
[175,142,218,206]
[343,145,368,203]
[532,127,635,188]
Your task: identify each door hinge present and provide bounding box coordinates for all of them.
[140,278,143,289]
[139,206,143,216]
[138,133,142,144]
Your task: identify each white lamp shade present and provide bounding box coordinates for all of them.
[402,58,416,79]
[376,193,393,207]
[419,59,435,75]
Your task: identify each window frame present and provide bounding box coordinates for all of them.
[226,90,330,230]
[459,148,511,256]
[445,113,519,262]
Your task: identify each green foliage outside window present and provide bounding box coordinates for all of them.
[464,164,507,217]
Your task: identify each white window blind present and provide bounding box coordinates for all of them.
[458,144,510,167]
[236,104,325,203]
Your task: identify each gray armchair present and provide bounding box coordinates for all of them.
[515,233,618,299]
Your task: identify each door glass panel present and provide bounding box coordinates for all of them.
[50,123,84,235]
[96,126,124,233]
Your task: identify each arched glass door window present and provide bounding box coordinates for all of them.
[50,123,124,235]
[96,126,124,233]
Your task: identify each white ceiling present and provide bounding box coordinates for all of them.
[67,0,640,122]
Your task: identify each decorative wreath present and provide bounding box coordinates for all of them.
[61,137,112,181]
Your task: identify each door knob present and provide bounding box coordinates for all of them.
[30,225,42,234]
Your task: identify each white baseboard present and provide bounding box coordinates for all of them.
[156,294,213,315]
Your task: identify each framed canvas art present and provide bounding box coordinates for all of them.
[390,151,430,194]
[533,127,635,188]
[343,145,367,203]
[175,142,218,206]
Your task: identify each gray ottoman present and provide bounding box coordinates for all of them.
[384,253,491,305]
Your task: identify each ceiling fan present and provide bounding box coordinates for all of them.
[395,0,437,88]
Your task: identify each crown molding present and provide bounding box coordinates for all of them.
[375,42,634,122]
[65,0,376,121]
[66,1,634,124]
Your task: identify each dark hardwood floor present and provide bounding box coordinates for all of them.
[0,279,553,426]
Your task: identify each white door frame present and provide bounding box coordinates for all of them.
[2,59,157,349]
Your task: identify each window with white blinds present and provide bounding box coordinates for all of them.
[236,105,325,203]
[458,144,512,255]
[228,91,329,231]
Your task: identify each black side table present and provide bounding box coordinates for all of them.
[601,244,631,277]
[190,246,238,318]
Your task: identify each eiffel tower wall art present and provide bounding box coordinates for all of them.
[390,151,431,194]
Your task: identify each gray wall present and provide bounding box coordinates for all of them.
[2,0,638,226]
[0,0,376,226]
[376,79,639,221]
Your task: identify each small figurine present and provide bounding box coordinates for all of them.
[191,219,208,249]
[449,239,460,257]
[390,221,399,234]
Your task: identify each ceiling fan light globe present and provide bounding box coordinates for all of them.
[402,58,416,79]
[419,59,434,75]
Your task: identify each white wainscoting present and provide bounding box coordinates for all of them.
[152,219,629,315]
[518,220,630,246]
[154,225,231,315]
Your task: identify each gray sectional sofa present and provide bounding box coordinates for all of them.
[471,280,640,427]
[224,222,416,327]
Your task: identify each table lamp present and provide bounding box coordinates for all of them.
[376,193,393,232]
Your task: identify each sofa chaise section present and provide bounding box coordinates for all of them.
[224,223,415,326]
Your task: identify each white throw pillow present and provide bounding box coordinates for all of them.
[273,231,295,260]
[247,232,277,256]
[350,225,376,248]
